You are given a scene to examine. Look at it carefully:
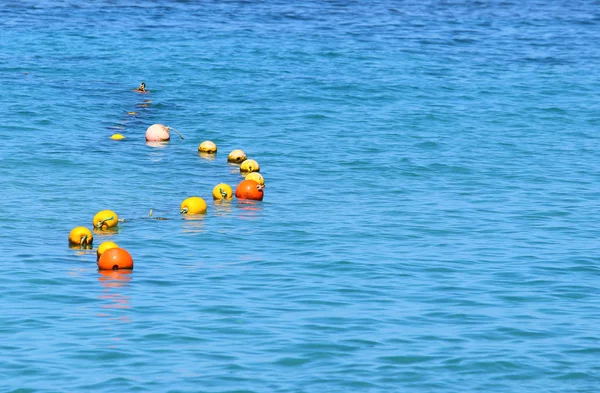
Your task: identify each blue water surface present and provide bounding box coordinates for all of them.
[1,0,600,392]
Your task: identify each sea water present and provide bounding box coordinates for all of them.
[1,1,599,392]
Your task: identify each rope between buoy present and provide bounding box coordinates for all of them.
[168,127,185,140]
[96,216,115,229]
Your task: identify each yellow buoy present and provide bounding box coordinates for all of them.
[69,226,93,246]
[180,197,207,214]
[240,159,260,173]
[93,210,119,230]
[245,172,265,186]
[111,134,125,140]
[227,149,247,164]
[212,183,233,200]
[97,241,119,261]
[198,140,217,154]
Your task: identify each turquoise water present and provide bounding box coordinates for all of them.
[1,1,600,391]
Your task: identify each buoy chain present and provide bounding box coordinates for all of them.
[89,84,266,269]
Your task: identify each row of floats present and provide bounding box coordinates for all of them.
[69,122,266,272]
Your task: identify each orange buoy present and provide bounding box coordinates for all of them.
[97,247,134,271]
[228,149,247,164]
[235,179,264,201]
[212,183,233,200]
[69,226,93,247]
[97,241,119,260]
[240,159,260,173]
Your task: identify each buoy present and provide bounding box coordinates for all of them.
[145,124,170,142]
[93,210,119,230]
[240,159,260,173]
[198,141,217,154]
[97,241,119,260]
[134,82,147,93]
[180,197,207,214]
[212,183,233,200]
[69,226,93,246]
[228,149,247,164]
[145,124,184,141]
[111,134,125,140]
[97,248,134,271]
[245,172,265,186]
[236,179,264,201]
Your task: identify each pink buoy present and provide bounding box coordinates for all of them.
[145,124,170,142]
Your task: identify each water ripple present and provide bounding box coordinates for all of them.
[1,1,600,392]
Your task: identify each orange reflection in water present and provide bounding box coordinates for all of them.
[236,200,263,220]
[97,270,132,322]
[98,269,132,288]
